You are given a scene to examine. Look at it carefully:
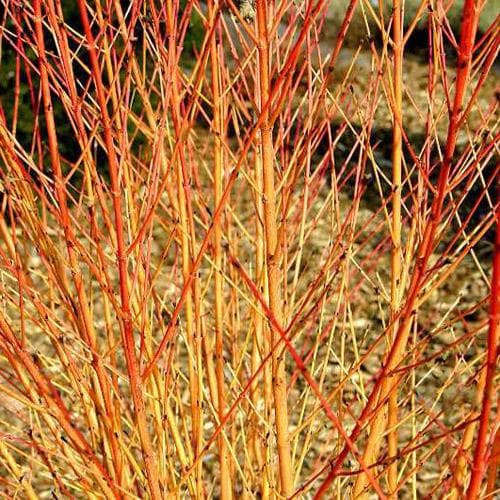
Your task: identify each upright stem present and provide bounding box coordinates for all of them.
[254,115,273,498]
[209,0,232,497]
[352,3,403,495]
[163,1,204,494]
[466,216,500,498]
[76,2,161,498]
[255,1,294,496]
[388,0,403,495]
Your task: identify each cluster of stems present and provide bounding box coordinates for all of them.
[0,0,497,497]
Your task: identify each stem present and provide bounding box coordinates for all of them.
[162,1,205,494]
[387,1,403,493]
[255,1,294,495]
[76,2,161,498]
[466,213,499,498]
[209,0,233,496]
[254,109,273,498]
[353,1,404,497]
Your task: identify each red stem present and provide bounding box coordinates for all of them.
[466,203,500,498]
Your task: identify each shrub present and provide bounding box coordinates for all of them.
[0,0,498,498]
